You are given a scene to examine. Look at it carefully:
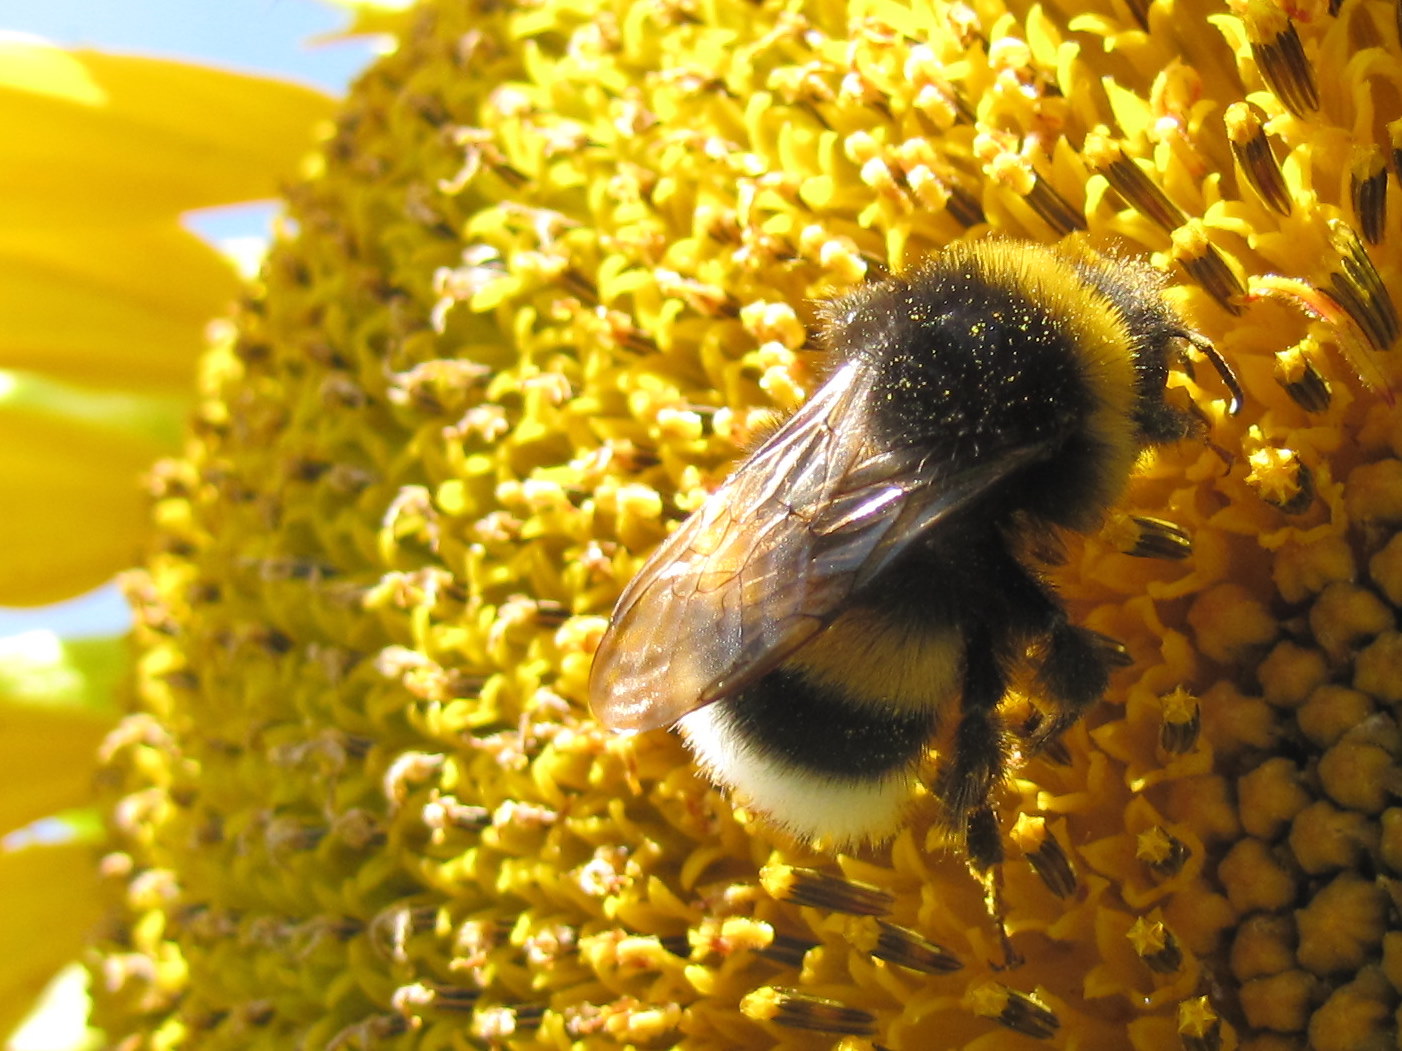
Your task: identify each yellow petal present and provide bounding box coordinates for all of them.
[0,632,118,836]
[0,842,101,1041]
[0,41,336,224]
[0,222,240,395]
[0,43,340,605]
[320,0,417,38]
[0,698,111,838]
[0,41,334,396]
[0,34,105,103]
[0,384,173,604]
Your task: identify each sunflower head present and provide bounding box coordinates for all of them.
[90,0,1402,1047]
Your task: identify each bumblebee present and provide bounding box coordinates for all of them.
[590,240,1239,869]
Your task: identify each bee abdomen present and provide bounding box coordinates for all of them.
[677,665,943,846]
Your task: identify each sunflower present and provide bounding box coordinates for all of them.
[75,0,1402,1047]
[0,34,331,1043]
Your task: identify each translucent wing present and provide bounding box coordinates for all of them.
[589,360,1053,731]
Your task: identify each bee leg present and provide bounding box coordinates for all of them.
[935,622,1019,965]
[966,805,1022,969]
[988,547,1122,749]
[933,622,1011,840]
[1031,623,1126,745]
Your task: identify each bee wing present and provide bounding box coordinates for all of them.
[590,361,1052,731]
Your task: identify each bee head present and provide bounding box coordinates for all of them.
[1072,252,1242,445]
